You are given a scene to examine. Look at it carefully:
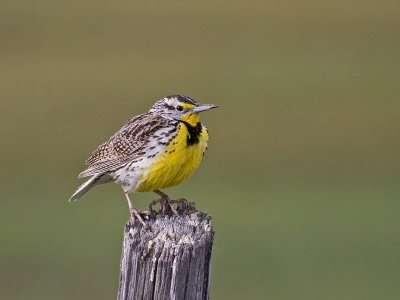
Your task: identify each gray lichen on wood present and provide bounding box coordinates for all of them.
[117,210,214,300]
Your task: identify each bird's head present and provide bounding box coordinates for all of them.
[150,95,218,125]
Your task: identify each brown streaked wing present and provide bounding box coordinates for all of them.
[78,113,169,178]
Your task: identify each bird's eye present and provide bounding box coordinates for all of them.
[176,106,184,111]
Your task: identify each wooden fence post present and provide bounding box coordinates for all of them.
[117,206,214,300]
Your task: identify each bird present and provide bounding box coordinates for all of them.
[69,95,218,225]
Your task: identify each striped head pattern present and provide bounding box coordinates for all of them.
[149,95,217,123]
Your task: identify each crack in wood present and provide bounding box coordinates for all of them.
[117,212,214,300]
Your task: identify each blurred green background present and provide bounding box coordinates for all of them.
[1,1,400,299]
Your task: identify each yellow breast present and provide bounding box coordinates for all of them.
[136,122,209,192]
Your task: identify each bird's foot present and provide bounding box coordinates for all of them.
[148,197,197,216]
[170,198,188,214]
[149,196,179,216]
[130,208,150,228]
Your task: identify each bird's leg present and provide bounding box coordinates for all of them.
[149,193,170,215]
[170,198,188,213]
[149,198,162,215]
[156,190,179,215]
[124,193,148,227]
[149,190,178,215]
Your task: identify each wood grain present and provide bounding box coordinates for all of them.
[117,211,214,300]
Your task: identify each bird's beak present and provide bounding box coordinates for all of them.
[190,103,219,114]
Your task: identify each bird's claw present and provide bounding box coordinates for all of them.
[148,197,197,216]
[149,196,179,216]
[130,208,150,228]
[170,198,188,214]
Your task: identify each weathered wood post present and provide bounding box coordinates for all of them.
[117,203,214,300]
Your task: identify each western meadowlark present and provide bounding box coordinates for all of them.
[69,95,217,225]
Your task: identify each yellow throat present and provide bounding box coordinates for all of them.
[136,112,209,192]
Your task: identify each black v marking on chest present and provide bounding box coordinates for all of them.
[178,120,203,146]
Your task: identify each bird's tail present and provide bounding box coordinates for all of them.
[69,174,111,202]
